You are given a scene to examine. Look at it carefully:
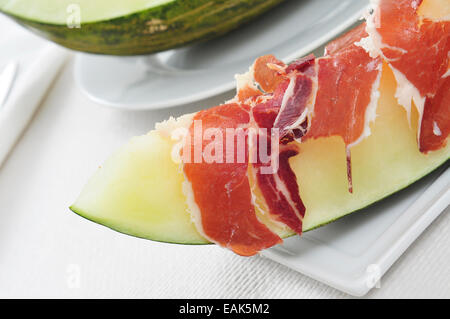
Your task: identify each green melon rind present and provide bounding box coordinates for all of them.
[0,0,175,24]
[69,158,449,245]
[1,0,284,55]
[301,160,449,232]
[69,205,209,245]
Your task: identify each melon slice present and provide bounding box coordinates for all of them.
[0,0,284,55]
[70,64,449,244]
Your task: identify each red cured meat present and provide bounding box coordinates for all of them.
[183,103,282,256]
[285,54,315,74]
[375,0,450,152]
[252,82,287,129]
[253,55,286,93]
[305,26,382,191]
[252,55,316,139]
[376,0,449,97]
[325,23,368,56]
[249,57,315,235]
[272,74,314,139]
[306,47,381,145]
[237,85,262,103]
[306,25,381,146]
[420,76,450,153]
[252,142,305,234]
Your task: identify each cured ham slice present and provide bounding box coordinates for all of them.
[272,56,316,139]
[249,55,316,234]
[252,143,306,234]
[251,54,316,140]
[184,55,316,243]
[325,23,368,56]
[253,54,286,93]
[374,0,449,97]
[419,76,450,153]
[364,0,450,150]
[306,34,381,146]
[305,24,382,192]
[183,103,282,256]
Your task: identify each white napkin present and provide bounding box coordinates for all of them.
[0,16,70,167]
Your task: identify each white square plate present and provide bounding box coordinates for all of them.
[261,166,449,296]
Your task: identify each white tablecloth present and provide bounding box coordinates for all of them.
[0,17,448,299]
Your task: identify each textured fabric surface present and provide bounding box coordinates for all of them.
[0,58,448,299]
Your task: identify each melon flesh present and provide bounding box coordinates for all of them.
[0,0,285,56]
[0,0,174,24]
[70,64,449,244]
[417,0,450,20]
